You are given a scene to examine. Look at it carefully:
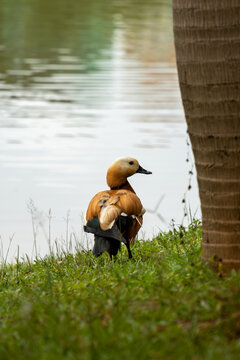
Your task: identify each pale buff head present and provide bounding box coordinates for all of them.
[106,156,152,189]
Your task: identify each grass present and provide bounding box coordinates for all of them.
[0,220,240,359]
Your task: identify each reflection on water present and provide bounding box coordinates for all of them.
[0,0,199,259]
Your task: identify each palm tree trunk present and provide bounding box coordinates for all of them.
[173,0,240,272]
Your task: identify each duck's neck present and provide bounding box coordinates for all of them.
[110,180,135,193]
[107,171,135,193]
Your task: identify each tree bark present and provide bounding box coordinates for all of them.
[173,0,240,272]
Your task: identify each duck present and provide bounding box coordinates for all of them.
[84,156,152,259]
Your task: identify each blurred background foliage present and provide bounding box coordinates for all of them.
[0,0,173,77]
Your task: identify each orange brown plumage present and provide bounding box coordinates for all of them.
[84,156,152,259]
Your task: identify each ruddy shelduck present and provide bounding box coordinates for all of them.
[84,157,152,259]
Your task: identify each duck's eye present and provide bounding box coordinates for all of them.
[129,161,134,165]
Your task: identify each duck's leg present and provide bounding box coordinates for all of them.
[125,241,133,259]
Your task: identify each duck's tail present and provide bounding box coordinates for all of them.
[93,236,121,258]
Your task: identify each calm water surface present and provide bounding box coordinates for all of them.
[0,0,200,259]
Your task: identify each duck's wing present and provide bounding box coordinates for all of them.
[85,191,111,222]
[84,190,125,244]
[85,190,145,231]
[98,190,144,230]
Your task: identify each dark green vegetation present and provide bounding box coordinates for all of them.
[1,221,240,359]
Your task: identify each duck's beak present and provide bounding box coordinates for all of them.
[136,165,152,175]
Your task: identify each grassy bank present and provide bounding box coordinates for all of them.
[0,221,240,359]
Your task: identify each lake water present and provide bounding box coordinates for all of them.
[0,0,200,260]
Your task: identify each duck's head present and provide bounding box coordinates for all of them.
[107,156,152,189]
